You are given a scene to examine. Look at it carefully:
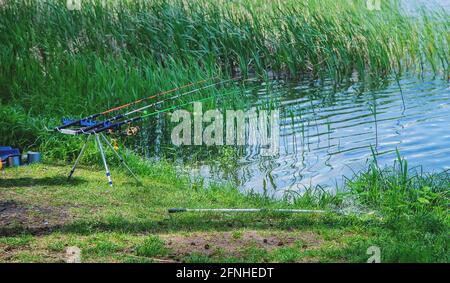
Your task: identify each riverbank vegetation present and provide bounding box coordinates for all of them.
[0,0,449,263]
[1,0,449,154]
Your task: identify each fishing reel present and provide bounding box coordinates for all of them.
[125,125,140,136]
[107,124,140,137]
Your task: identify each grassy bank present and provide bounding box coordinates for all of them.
[0,155,448,262]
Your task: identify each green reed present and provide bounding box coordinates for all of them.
[0,0,448,154]
[1,0,448,80]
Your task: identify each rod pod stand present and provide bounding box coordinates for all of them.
[68,133,141,187]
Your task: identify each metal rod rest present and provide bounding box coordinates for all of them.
[95,133,113,187]
[68,135,91,179]
[100,133,141,185]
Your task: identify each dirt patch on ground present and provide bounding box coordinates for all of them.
[161,230,323,260]
[0,200,73,236]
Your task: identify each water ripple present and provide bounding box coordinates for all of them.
[190,75,450,195]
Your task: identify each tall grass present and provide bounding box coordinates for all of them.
[346,150,449,215]
[1,0,448,79]
[337,151,450,262]
[0,0,448,153]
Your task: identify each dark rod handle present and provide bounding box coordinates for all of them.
[168,208,187,213]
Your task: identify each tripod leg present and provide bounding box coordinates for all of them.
[68,135,91,180]
[95,133,113,187]
[100,133,142,185]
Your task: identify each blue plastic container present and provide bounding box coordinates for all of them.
[27,151,41,164]
[7,155,21,167]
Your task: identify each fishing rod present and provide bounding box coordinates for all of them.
[86,84,256,134]
[55,77,216,131]
[168,208,327,214]
[100,77,217,115]
[167,208,380,218]
[78,77,255,134]
[76,77,244,134]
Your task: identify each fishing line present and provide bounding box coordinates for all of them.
[87,84,260,134]
[76,77,258,134]
[55,76,216,131]
[77,77,248,133]
[100,77,217,115]
[139,78,263,119]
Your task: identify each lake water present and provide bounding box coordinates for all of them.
[185,75,449,196]
[135,74,449,197]
[132,0,450,196]
[401,0,450,14]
